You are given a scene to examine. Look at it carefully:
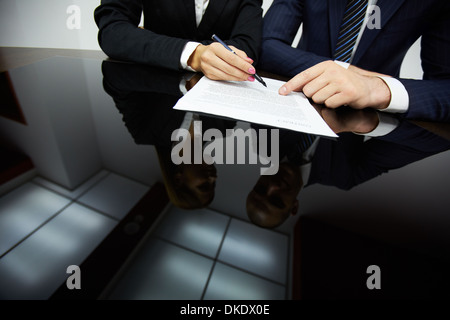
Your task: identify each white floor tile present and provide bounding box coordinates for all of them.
[217,219,289,285]
[32,170,109,199]
[77,173,149,220]
[0,182,71,257]
[106,238,214,300]
[0,169,36,197]
[203,262,285,300]
[0,203,117,300]
[154,207,230,258]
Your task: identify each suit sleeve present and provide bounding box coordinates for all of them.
[309,122,450,190]
[222,0,263,65]
[94,0,190,71]
[94,0,263,71]
[399,3,450,122]
[259,0,330,77]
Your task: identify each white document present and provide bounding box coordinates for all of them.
[173,76,338,138]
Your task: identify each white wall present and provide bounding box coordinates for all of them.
[0,0,422,79]
[0,0,271,51]
[0,0,101,50]
[0,57,103,189]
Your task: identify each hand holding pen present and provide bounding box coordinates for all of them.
[187,35,264,85]
[211,34,266,87]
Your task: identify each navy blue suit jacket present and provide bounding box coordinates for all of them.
[260,0,450,122]
[306,122,450,190]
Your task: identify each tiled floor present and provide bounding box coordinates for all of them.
[104,207,289,300]
[0,171,290,300]
[0,170,148,300]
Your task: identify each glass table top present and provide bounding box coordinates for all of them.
[1,56,450,300]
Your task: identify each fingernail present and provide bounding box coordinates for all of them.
[248,76,255,82]
[279,86,287,94]
[248,67,256,74]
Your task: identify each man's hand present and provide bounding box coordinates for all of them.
[279,61,391,110]
[188,42,256,82]
[320,107,380,134]
[348,64,391,78]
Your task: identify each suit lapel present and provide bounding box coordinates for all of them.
[328,0,348,56]
[196,0,228,40]
[352,0,406,64]
[180,0,197,36]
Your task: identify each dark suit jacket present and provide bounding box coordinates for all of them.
[101,61,236,147]
[306,123,450,190]
[260,0,450,122]
[94,0,263,70]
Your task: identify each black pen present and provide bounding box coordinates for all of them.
[211,34,267,87]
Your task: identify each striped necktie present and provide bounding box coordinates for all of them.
[334,0,368,63]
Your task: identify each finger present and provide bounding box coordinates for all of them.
[320,108,343,133]
[229,46,248,60]
[302,75,331,98]
[210,43,254,75]
[202,63,254,82]
[202,48,253,81]
[323,92,351,109]
[279,63,326,95]
[310,84,339,104]
[229,46,255,65]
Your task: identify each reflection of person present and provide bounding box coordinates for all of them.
[156,145,217,209]
[101,61,236,209]
[260,0,450,122]
[94,0,263,82]
[247,162,302,228]
[247,114,450,228]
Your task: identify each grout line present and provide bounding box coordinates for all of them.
[0,200,74,259]
[207,206,290,237]
[214,217,233,262]
[30,170,111,202]
[31,170,142,222]
[214,259,286,288]
[73,201,121,222]
[98,203,174,300]
[0,173,114,260]
[155,216,287,292]
[71,170,111,201]
[200,216,232,300]
[30,179,72,201]
[153,236,216,261]
[211,217,287,288]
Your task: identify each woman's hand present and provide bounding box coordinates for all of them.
[188,42,256,82]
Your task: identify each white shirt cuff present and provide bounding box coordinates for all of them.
[179,72,198,95]
[334,60,350,69]
[377,76,409,113]
[180,41,201,72]
[364,112,399,137]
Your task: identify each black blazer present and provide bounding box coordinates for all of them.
[94,0,263,70]
[101,61,237,147]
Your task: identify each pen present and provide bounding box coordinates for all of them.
[211,34,267,87]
